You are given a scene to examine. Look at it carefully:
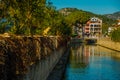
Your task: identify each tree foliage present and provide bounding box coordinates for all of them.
[64,11,92,26]
[97,15,116,34]
[6,0,46,35]
[0,1,116,36]
[111,27,120,42]
[0,0,72,36]
[62,8,116,35]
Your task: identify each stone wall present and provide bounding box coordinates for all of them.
[0,35,69,80]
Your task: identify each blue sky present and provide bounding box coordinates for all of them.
[50,0,120,14]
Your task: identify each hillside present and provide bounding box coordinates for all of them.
[104,11,120,20]
[59,8,120,20]
[58,8,116,33]
[58,8,79,16]
[58,7,115,23]
[59,7,94,16]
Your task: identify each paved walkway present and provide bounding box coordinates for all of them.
[97,38,120,52]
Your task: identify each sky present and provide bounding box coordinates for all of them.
[50,0,120,14]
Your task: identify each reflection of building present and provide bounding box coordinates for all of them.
[84,17,102,37]
[70,45,89,68]
[84,46,90,57]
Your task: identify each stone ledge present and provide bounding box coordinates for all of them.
[47,47,70,80]
[97,38,120,52]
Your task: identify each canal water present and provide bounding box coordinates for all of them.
[64,44,120,80]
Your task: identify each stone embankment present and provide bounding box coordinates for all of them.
[47,46,70,80]
[0,34,69,80]
[97,38,120,52]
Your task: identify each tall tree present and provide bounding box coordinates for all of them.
[1,0,46,35]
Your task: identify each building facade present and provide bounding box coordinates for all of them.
[84,17,102,38]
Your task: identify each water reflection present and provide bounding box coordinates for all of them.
[64,44,120,80]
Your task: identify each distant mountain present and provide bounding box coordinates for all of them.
[59,8,120,20]
[58,7,116,23]
[104,11,120,20]
[58,7,95,16]
[58,8,79,16]
[59,8,79,12]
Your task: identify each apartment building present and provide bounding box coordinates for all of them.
[84,17,102,37]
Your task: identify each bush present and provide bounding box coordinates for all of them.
[111,27,120,42]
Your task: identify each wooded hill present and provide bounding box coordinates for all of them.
[104,11,120,20]
[59,8,117,34]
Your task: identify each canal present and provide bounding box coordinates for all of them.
[63,43,120,80]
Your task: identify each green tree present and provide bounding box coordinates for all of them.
[1,0,72,36]
[111,27,120,42]
[1,0,46,35]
